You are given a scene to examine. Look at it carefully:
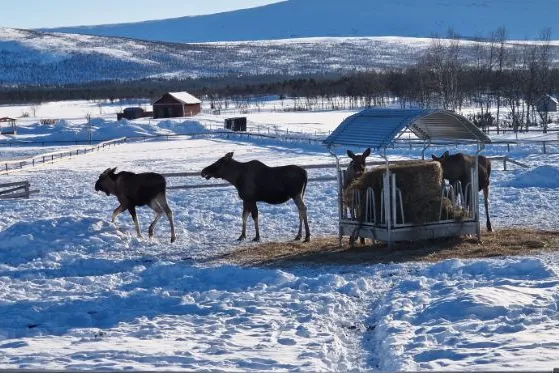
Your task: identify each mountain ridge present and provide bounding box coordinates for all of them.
[2,26,559,86]
[42,0,558,43]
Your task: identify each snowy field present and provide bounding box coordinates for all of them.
[1,100,559,371]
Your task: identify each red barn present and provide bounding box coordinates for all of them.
[152,91,201,118]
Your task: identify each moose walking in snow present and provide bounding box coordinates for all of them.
[431,151,492,232]
[201,152,311,242]
[95,167,176,242]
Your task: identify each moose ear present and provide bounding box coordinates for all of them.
[347,150,356,159]
[431,154,438,161]
[363,148,371,158]
[110,167,117,173]
[224,152,234,160]
[442,151,449,158]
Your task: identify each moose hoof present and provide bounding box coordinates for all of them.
[304,235,311,243]
[171,236,176,243]
[294,235,301,241]
[252,236,260,242]
[237,235,246,241]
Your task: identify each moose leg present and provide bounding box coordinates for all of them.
[238,201,250,241]
[151,194,176,243]
[250,202,260,242]
[148,213,162,238]
[483,185,492,232]
[148,199,163,238]
[128,206,143,238]
[111,204,126,223]
[293,195,310,242]
[163,205,176,243]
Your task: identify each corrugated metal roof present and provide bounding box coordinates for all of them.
[153,91,201,105]
[323,108,491,149]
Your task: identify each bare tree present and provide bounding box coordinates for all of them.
[494,27,508,134]
[421,29,463,111]
[536,28,553,132]
[29,104,39,117]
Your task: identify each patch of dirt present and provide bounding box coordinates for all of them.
[211,228,559,267]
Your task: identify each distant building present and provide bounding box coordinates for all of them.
[0,117,17,135]
[116,107,152,120]
[152,92,201,118]
[224,117,247,132]
[536,93,558,112]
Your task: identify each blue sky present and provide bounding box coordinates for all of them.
[0,0,284,29]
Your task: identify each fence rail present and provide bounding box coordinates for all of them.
[163,155,525,191]
[0,137,127,176]
[0,181,38,199]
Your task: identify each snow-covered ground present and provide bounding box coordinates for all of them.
[1,100,559,371]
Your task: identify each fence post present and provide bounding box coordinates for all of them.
[543,142,547,154]
[24,181,30,198]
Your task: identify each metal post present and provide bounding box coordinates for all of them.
[382,149,392,246]
[329,147,343,246]
[474,143,484,240]
[421,140,431,161]
[391,173,397,226]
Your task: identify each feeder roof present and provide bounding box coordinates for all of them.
[323,108,491,149]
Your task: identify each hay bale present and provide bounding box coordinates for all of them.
[344,160,457,224]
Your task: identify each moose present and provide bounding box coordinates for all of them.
[344,148,371,245]
[201,152,311,242]
[95,167,176,243]
[344,148,371,190]
[431,151,492,232]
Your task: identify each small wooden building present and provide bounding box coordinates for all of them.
[0,117,17,135]
[152,92,201,118]
[116,107,153,120]
[536,94,558,112]
[224,117,247,131]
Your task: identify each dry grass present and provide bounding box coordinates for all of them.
[211,228,559,268]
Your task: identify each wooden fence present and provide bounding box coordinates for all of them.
[0,137,127,176]
[163,155,527,191]
[0,181,38,199]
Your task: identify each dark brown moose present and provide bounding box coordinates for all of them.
[431,151,492,232]
[201,152,311,242]
[344,148,371,245]
[95,167,176,242]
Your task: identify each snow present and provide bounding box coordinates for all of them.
[503,166,559,188]
[1,99,559,370]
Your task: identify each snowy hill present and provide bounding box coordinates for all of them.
[44,0,558,43]
[2,27,559,86]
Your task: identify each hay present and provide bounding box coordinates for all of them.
[344,160,463,224]
[214,228,559,268]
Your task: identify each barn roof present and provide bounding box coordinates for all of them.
[543,93,559,104]
[153,91,201,105]
[323,108,491,149]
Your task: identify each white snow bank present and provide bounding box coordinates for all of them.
[504,166,559,188]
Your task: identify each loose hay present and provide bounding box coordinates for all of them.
[213,228,559,267]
